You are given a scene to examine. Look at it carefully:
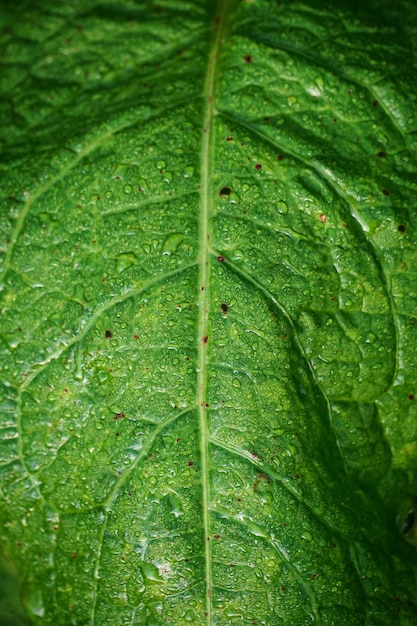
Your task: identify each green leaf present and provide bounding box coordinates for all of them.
[1,0,417,624]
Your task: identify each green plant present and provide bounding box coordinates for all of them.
[1,0,417,624]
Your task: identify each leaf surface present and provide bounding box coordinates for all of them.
[1,0,417,624]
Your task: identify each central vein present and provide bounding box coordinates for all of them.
[197,3,230,623]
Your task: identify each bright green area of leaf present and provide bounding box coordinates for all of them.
[1,0,417,624]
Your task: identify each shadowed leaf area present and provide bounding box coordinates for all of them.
[0,0,417,624]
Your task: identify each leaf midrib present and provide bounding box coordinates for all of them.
[197,2,233,622]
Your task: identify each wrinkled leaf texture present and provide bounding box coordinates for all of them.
[1,0,417,624]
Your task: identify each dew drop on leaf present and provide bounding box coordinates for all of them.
[276,201,288,215]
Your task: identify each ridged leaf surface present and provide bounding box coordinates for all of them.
[1,0,417,624]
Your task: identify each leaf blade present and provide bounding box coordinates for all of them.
[1,0,417,624]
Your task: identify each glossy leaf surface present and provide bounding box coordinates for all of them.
[1,0,417,624]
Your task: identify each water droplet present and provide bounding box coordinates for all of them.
[231,249,244,261]
[123,184,133,194]
[115,252,138,273]
[140,562,162,583]
[232,378,241,388]
[98,371,109,384]
[163,171,173,183]
[162,233,184,255]
[138,178,148,193]
[276,201,288,215]
[365,332,376,344]
[228,191,240,204]
[183,165,195,178]
[27,589,45,618]
[285,443,297,456]
[169,493,183,517]
[184,610,195,622]
[156,160,166,169]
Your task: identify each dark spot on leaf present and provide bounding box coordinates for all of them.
[226,136,233,141]
[71,553,77,558]
[219,186,231,196]
[255,163,262,170]
[104,329,113,338]
[382,189,390,196]
[277,154,284,161]
[409,394,415,400]
[243,54,253,63]
[115,432,120,436]
[221,303,229,314]
[214,534,220,539]
[217,256,225,262]
[372,100,378,106]
[203,336,208,343]
[133,334,139,339]
[188,461,194,466]
[398,224,406,233]
[377,150,387,158]
[114,413,125,420]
